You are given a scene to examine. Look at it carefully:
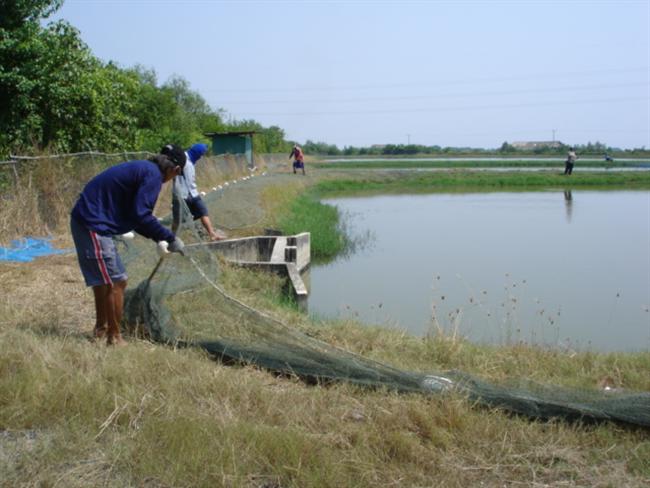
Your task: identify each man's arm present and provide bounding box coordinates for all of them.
[133,175,175,243]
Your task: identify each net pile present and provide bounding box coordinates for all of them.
[120,190,650,428]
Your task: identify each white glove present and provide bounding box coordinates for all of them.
[168,237,185,254]
[157,240,169,257]
[121,231,135,240]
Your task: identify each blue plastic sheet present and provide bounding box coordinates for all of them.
[0,237,69,262]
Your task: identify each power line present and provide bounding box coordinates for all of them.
[212,82,648,106]
[199,67,648,94]
[228,95,648,117]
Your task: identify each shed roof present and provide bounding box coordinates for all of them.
[204,131,257,137]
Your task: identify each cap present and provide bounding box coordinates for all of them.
[187,143,208,164]
[160,144,187,169]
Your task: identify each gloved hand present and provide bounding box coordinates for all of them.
[168,237,185,255]
[156,240,169,257]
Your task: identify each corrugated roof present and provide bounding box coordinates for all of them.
[204,131,257,137]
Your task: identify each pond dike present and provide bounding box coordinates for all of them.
[202,232,310,310]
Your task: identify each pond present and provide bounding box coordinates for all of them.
[308,190,650,352]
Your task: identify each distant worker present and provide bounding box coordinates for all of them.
[289,144,305,175]
[171,143,227,241]
[70,145,187,346]
[564,147,578,175]
[604,153,614,163]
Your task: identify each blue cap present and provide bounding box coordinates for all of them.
[187,143,209,164]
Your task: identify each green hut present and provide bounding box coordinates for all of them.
[204,131,256,167]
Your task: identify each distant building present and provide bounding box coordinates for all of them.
[370,144,387,150]
[511,141,562,150]
[204,131,256,167]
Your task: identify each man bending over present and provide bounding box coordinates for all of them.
[70,145,186,345]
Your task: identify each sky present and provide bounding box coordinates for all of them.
[49,0,650,150]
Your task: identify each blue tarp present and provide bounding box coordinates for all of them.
[0,237,69,262]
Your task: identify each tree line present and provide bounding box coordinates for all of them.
[0,0,294,158]
[2,2,647,160]
[302,140,649,158]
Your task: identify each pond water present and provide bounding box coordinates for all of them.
[308,190,650,352]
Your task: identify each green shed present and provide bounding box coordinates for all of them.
[205,131,256,167]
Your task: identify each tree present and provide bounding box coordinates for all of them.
[0,0,287,155]
[259,125,290,153]
[0,1,145,153]
[303,140,341,155]
[0,0,63,29]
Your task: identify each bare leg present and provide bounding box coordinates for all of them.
[94,281,127,346]
[110,280,127,346]
[92,286,108,338]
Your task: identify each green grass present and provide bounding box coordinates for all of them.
[275,193,345,262]
[314,169,650,195]
[314,159,650,169]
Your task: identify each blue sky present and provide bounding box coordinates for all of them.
[50,0,649,149]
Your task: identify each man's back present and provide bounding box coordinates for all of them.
[71,160,172,242]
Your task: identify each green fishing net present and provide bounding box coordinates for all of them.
[119,177,650,428]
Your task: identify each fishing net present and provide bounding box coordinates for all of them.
[119,180,650,428]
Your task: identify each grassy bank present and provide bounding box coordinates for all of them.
[268,169,650,263]
[0,153,255,243]
[260,181,345,262]
[1,257,649,487]
[314,159,650,169]
[313,169,650,195]
[2,166,650,487]
[275,193,344,262]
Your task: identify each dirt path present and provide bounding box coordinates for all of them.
[202,170,315,233]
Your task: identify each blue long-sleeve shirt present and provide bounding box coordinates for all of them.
[71,160,175,243]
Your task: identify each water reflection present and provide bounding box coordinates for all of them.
[563,190,573,223]
[336,209,376,261]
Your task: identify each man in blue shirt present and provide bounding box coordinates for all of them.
[70,145,186,346]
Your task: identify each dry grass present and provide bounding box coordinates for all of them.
[0,253,90,337]
[2,255,649,487]
[1,163,649,487]
[0,153,261,244]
